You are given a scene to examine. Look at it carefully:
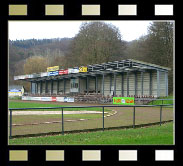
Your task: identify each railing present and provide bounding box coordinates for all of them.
[9,104,173,139]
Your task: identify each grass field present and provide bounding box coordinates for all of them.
[9,122,173,145]
[148,96,174,105]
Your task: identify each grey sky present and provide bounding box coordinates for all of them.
[9,21,152,41]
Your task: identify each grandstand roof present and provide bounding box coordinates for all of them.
[14,59,170,82]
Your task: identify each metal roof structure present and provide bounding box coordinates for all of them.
[15,59,170,82]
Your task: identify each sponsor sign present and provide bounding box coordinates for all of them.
[9,91,22,96]
[41,72,48,77]
[41,97,52,101]
[113,97,134,105]
[56,97,64,102]
[79,66,88,72]
[67,97,74,102]
[64,97,68,102]
[68,68,79,74]
[47,66,59,72]
[31,97,42,101]
[48,71,59,76]
[21,96,74,102]
[22,96,32,100]
[59,69,68,75]
[52,97,57,101]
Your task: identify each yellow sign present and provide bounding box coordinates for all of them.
[47,66,59,72]
[79,66,87,72]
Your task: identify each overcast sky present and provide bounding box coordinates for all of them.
[9,21,152,42]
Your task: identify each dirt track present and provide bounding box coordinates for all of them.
[10,100,173,136]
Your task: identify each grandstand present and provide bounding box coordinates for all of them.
[14,59,170,103]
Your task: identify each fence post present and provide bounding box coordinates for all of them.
[103,107,104,131]
[133,106,135,128]
[62,108,64,135]
[152,100,154,105]
[162,100,164,105]
[9,109,12,139]
[160,105,162,126]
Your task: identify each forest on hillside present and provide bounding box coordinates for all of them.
[9,21,174,94]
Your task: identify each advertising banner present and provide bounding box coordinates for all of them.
[113,97,135,105]
[52,97,57,101]
[59,69,68,75]
[48,71,59,76]
[79,66,88,72]
[41,72,48,77]
[9,91,22,96]
[68,68,79,74]
[56,97,64,102]
[67,97,75,102]
[31,97,42,101]
[21,96,74,102]
[47,66,59,72]
[41,97,52,101]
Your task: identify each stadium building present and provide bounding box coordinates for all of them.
[14,59,170,102]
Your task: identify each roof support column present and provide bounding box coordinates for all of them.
[134,72,137,96]
[96,76,98,94]
[157,70,160,97]
[102,74,105,96]
[57,79,59,95]
[110,74,112,94]
[63,79,66,95]
[30,81,32,94]
[36,82,38,94]
[127,72,129,97]
[149,71,152,96]
[114,73,116,97]
[40,81,42,94]
[78,77,81,93]
[87,76,89,94]
[165,72,168,97]
[51,80,53,95]
[45,80,47,94]
[121,73,124,96]
[141,71,144,97]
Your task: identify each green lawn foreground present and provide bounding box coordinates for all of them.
[9,122,173,145]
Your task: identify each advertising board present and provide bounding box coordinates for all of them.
[40,72,48,77]
[113,97,135,105]
[79,66,88,72]
[47,66,59,72]
[59,69,68,75]
[68,68,79,74]
[48,71,59,76]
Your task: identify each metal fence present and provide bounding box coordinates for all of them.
[9,104,173,139]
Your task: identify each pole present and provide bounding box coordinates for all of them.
[62,108,64,135]
[9,109,12,139]
[133,107,136,128]
[160,106,162,126]
[103,107,104,131]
